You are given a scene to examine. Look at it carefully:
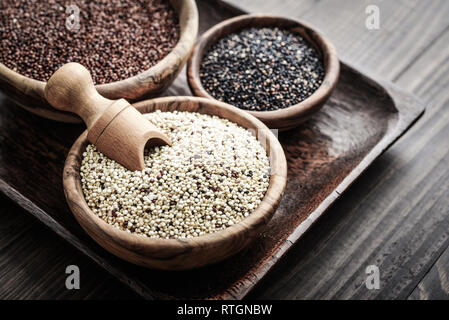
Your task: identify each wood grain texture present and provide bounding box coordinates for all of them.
[0,194,139,300]
[408,245,449,300]
[224,0,449,300]
[0,58,423,298]
[0,0,444,300]
[63,96,287,270]
[401,27,449,301]
[187,14,340,129]
[0,0,198,123]
[230,0,449,81]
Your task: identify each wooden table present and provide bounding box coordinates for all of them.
[1,0,448,299]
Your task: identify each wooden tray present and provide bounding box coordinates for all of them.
[0,0,424,299]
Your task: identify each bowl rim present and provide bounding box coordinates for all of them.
[0,0,198,100]
[63,96,287,256]
[187,14,340,125]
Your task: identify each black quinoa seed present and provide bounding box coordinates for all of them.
[200,27,325,111]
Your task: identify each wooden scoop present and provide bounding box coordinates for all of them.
[44,63,171,171]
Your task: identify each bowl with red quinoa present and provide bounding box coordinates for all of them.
[187,14,340,130]
[0,0,198,123]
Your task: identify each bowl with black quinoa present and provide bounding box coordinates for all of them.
[187,14,340,130]
[0,0,198,123]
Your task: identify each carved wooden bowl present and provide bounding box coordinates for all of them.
[187,14,340,130]
[0,0,198,123]
[63,96,287,270]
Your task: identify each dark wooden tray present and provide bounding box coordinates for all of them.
[0,0,424,299]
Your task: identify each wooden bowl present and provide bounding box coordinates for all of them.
[0,0,198,123]
[63,96,287,270]
[187,14,340,130]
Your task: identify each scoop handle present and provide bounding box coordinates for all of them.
[43,62,172,171]
[44,62,112,129]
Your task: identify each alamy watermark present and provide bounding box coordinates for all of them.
[365,5,380,30]
[365,264,380,290]
[66,5,80,32]
[65,265,80,290]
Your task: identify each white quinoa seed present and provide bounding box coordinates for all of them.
[80,111,270,239]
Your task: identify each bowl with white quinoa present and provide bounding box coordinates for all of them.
[63,96,287,270]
